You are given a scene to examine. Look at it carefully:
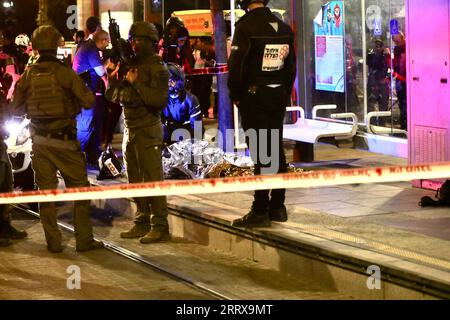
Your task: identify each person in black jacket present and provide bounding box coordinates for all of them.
[228,0,296,228]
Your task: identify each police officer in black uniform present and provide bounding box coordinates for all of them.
[228,0,296,228]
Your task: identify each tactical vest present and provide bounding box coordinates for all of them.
[26,65,79,119]
[244,35,293,86]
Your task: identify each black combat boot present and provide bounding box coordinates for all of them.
[231,207,271,228]
[269,204,288,222]
[0,223,28,239]
[0,237,11,247]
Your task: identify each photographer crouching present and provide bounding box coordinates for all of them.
[105,22,171,243]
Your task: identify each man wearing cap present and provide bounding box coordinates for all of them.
[11,25,104,253]
[106,22,171,243]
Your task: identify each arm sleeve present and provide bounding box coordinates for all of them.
[285,39,297,92]
[189,94,202,128]
[132,64,169,111]
[88,48,103,70]
[227,26,249,102]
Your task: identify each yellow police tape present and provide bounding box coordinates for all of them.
[0,163,446,204]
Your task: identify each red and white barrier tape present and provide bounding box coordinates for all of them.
[188,64,228,76]
[0,162,448,204]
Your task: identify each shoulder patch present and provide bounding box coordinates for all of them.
[269,22,279,32]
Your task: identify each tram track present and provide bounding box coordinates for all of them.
[12,203,235,300]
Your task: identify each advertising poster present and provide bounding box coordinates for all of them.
[172,11,213,37]
[313,1,345,93]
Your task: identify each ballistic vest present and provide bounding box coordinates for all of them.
[27,64,79,119]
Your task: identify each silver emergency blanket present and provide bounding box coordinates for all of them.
[162,139,254,179]
[162,139,303,180]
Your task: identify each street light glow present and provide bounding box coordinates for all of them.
[3,1,13,8]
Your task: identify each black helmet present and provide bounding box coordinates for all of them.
[166,16,185,30]
[31,25,61,51]
[167,62,185,94]
[128,21,159,42]
[236,0,269,11]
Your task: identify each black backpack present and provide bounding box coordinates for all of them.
[419,180,450,207]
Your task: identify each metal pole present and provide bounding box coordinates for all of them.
[162,0,165,26]
[229,0,243,149]
[362,0,368,125]
[230,0,236,36]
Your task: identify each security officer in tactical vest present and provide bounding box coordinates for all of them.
[106,22,170,243]
[11,26,104,253]
[228,0,297,228]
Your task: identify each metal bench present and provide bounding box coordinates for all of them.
[283,105,358,162]
[366,111,407,137]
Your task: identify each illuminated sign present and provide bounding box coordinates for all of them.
[313,1,345,93]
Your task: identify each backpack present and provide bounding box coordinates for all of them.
[27,65,72,119]
[419,180,450,207]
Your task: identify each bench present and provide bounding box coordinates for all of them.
[283,105,358,162]
[366,111,407,137]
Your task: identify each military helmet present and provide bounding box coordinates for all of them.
[236,0,269,10]
[166,16,184,30]
[31,25,61,51]
[128,21,159,42]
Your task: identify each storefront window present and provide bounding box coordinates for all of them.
[98,0,134,39]
[302,0,406,137]
[303,0,364,120]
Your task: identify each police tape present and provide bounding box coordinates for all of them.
[188,64,229,76]
[0,163,448,204]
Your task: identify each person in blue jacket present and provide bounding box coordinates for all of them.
[162,62,203,144]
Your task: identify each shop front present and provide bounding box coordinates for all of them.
[227,0,407,156]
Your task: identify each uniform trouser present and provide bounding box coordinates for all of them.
[31,138,94,247]
[0,141,14,230]
[238,85,288,211]
[123,127,169,231]
[76,94,106,164]
[102,101,122,147]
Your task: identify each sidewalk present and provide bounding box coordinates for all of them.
[94,127,450,297]
[161,144,450,298]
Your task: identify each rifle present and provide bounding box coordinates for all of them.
[107,10,135,78]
